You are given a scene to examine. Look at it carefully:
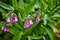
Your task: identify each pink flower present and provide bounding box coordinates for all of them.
[11,16,18,23]
[1,25,5,30]
[14,16,18,22]
[7,16,11,23]
[24,24,29,28]
[35,16,40,22]
[24,20,33,28]
[1,25,9,32]
[29,20,33,26]
[4,27,9,32]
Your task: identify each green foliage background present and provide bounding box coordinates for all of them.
[0,0,60,40]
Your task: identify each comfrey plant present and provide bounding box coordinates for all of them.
[0,0,60,40]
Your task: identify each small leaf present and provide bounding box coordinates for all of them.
[51,14,60,18]
[28,36,43,39]
[43,14,48,25]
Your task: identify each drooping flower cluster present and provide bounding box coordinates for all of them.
[23,10,40,28]
[24,19,33,28]
[1,24,9,32]
[7,14,18,23]
[1,9,40,31]
[1,11,18,32]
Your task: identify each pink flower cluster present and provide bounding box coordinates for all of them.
[1,10,40,31]
[24,20,33,28]
[1,12,18,32]
[1,25,9,32]
[7,16,18,23]
[23,15,40,28]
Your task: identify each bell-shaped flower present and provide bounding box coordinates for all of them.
[35,16,40,22]
[1,25,9,32]
[11,16,18,23]
[24,20,33,28]
[7,16,11,23]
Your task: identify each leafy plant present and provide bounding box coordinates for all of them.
[0,0,60,40]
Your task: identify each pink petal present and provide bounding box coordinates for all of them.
[35,16,40,22]
[6,28,9,32]
[11,19,15,23]
[7,17,11,23]
[1,26,4,30]
[24,20,33,28]
[14,16,18,22]
[24,24,29,28]
[11,16,18,23]
[4,28,7,32]
[29,20,33,25]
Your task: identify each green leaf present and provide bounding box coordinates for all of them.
[40,0,48,12]
[43,14,48,25]
[9,25,20,35]
[47,18,58,27]
[24,0,37,14]
[0,22,2,28]
[14,23,23,31]
[18,0,24,9]
[13,32,23,40]
[0,8,7,19]
[0,2,14,10]
[14,6,23,15]
[28,37,31,40]
[41,25,57,40]
[51,14,60,18]
[12,0,17,7]
[18,12,23,26]
[28,36,43,39]
[52,6,60,13]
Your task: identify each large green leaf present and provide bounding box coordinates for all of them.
[0,2,13,10]
[18,0,24,9]
[24,0,37,14]
[9,25,20,35]
[12,0,17,7]
[41,25,57,40]
[14,23,23,31]
[51,14,60,18]
[0,8,7,19]
[13,32,23,40]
